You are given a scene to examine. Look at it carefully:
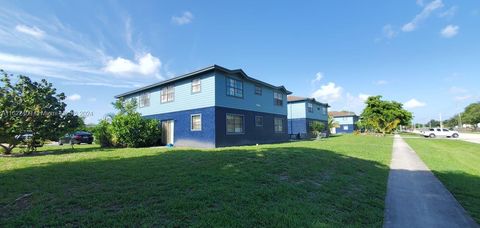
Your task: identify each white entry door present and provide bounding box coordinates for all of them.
[161,120,174,145]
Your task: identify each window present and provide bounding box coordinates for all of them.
[322,107,327,115]
[443,129,449,132]
[191,79,201,93]
[274,92,283,106]
[307,103,313,112]
[255,85,262,95]
[343,126,349,130]
[436,129,441,132]
[139,93,150,108]
[161,86,174,103]
[255,116,263,127]
[191,114,202,131]
[274,117,284,133]
[226,78,243,98]
[226,114,244,134]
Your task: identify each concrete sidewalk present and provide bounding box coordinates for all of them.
[383,135,478,228]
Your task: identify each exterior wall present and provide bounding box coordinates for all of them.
[305,102,328,121]
[126,71,216,116]
[144,107,216,148]
[215,71,288,116]
[215,106,289,147]
[287,103,306,119]
[333,116,359,134]
[289,118,328,138]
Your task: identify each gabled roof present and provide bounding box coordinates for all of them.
[287,95,330,107]
[329,111,358,117]
[115,65,292,98]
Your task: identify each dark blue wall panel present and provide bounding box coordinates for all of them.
[144,107,216,148]
[215,107,289,147]
[288,118,328,138]
[335,124,356,134]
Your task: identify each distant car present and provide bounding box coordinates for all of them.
[15,133,44,147]
[422,128,459,138]
[59,131,94,145]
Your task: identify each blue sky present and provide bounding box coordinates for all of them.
[0,0,479,124]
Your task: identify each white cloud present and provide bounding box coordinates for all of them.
[439,6,457,19]
[311,82,343,102]
[171,11,194,25]
[449,86,467,94]
[358,93,371,102]
[404,98,426,109]
[382,24,397,39]
[416,0,424,6]
[103,53,161,77]
[454,95,472,101]
[311,72,323,84]
[374,80,388,85]
[440,25,459,38]
[66,93,81,101]
[15,24,45,39]
[402,0,444,32]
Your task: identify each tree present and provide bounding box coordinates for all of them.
[425,119,441,128]
[95,98,161,148]
[309,121,326,139]
[463,102,480,129]
[360,96,413,135]
[327,116,339,134]
[0,70,82,154]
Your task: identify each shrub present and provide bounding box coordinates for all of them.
[94,120,113,148]
[310,121,326,138]
[110,113,161,148]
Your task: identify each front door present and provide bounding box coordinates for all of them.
[161,120,174,145]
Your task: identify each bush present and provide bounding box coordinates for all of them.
[110,113,161,148]
[310,121,326,138]
[94,120,113,148]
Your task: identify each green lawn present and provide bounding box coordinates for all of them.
[1,135,392,227]
[404,138,480,223]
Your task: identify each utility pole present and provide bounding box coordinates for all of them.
[440,113,443,129]
[458,113,463,130]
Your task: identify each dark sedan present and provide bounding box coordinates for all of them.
[59,131,94,145]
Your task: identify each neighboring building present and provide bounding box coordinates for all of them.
[329,111,359,134]
[115,65,292,148]
[287,96,329,138]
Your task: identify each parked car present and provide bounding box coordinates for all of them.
[422,128,459,138]
[59,131,94,145]
[15,133,44,147]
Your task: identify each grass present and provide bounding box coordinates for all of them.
[1,135,393,227]
[404,138,480,223]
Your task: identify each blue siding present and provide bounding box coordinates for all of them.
[215,107,289,147]
[335,124,356,134]
[144,107,216,148]
[126,72,216,116]
[305,102,328,121]
[288,118,328,138]
[215,71,288,115]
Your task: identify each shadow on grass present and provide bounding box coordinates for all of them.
[2,146,389,227]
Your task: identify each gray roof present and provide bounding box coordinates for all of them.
[115,65,292,98]
[287,95,330,107]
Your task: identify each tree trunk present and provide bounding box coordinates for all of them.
[0,144,14,155]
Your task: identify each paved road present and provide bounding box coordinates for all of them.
[383,135,478,228]
[460,133,480,144]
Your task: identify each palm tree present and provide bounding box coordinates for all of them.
[328,116,339,134]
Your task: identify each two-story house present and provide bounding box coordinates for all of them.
[115,65,292,148]
[287,96,329,138]
[329,111,359,134]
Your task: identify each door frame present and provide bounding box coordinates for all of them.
[162,120,175,145]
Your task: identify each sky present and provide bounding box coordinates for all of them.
[0,0,479,124]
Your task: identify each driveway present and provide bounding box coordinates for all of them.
[459,133,480,144]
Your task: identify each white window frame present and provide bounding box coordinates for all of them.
[191,114,202,131]
[307,103,313,113]
[274,92,283,106]
[191,79,201,93]
[255,85,262,95]
[255,116,264,127]
[226,114,244,134]
[161,85,175,103]
[274,117,284,133]
[226,77,243,98]
[139,93,150,108]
